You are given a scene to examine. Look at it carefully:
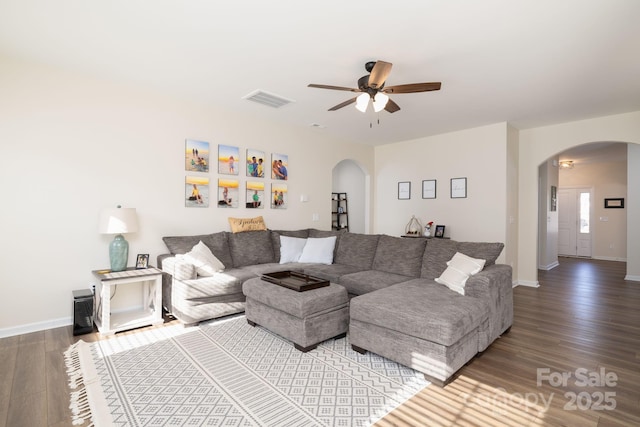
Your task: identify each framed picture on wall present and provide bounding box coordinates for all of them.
[246,149,265,178]
[218,144,240,175]
[271,183,287,208]
[271,153,288,180]
[246,181,265,209]
[398,181,411,200]
[422,180,436,199]
[217,179,239,208]
[185,176,209,207]
[185,139,210,172]
[450,177,467,198]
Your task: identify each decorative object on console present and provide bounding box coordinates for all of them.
[98,205,138,272]
[424,221,434,237]
[434,224,446,238]
[450,177,467,198]
[405,215,423,236]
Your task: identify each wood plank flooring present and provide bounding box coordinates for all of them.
[1,257,638,426]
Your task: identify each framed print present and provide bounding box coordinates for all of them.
[271,153,289,180]
[246,181,265,209]
[185,139,209,172]
[398,181,411,200]
[604,198,624,208]
[422,180,436,199]
[218,144,240,175]
[185,176,209,207]
[217,178,239,208]
[434,225,446,238]
[246,149,265,178]
[271,183,287,208]
[451,177,467,198]
[135,254,149,269]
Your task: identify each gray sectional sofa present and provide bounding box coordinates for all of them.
[157,228,513,386]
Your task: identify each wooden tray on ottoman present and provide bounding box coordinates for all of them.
[261,271,329,292]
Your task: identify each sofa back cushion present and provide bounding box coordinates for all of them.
[227,230,276,267]
[420,238,459,280]
[271,229,310,261]
[456,242,504,266]
[335,232,380,269]
[372,235,427,277]
[162,231,233,269]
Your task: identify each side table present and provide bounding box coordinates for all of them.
[91,267,164,335]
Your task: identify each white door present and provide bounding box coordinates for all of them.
[558,188,592,257]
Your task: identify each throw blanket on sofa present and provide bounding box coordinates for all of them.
[65,315,428,426]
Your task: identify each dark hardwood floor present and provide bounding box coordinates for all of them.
[1,257,638,426]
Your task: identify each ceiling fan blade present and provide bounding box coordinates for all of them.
[384,98,401,113]
[368,61,393,89]
[328,97,357,111]
[308,84,360,92]
[383,82,441,94]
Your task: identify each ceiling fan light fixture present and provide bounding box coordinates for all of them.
[372,92,389,112]
[355,93,370,113]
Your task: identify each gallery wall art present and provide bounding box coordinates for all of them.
[185,139,210,172]
[246,149,266,178]
[271,183,287,209]
[246,181,265,209]
[185,176,209,207]
[271,153,288,180]
[218,178,239,208]
[218,144,240,175]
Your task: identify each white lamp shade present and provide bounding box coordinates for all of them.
[373,92,389,112]
[99,207,138,234]
[355,93,370,113]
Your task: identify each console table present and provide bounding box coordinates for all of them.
[91,267,164,335]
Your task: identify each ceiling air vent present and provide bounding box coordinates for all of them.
[243,90,294,108]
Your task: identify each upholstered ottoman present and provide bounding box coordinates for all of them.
[242,277,349,352]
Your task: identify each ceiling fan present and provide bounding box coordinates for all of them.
[308,60,441,114]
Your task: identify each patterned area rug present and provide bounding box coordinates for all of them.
[65,315,429,426]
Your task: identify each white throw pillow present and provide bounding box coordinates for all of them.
[298,236,337,264]
[182,241,225,276]
[435,252,486,295]
[279,236,308,264]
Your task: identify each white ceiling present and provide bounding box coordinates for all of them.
[1,0,639,146]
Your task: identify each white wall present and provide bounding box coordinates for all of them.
[518,111,640,285]
[538,159,559,270]
[627,144,640,280]
[373,123,508,259]
[0,56,374,334]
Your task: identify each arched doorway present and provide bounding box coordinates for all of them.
[332,159,370,234]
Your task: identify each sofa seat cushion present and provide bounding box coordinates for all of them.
[349,279,488,347]
[243,277,348,319]
[302,264,365,283]
[173,272,246,301]
[338,270,413,296]
[372,235,427,277]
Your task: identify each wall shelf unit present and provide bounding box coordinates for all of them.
[331,192,349,231]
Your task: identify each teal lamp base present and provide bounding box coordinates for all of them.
[109,234,129,272]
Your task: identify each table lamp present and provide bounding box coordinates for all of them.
[99,205,138,272]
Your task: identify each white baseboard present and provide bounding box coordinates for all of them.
[0,316,72,339]
[538,261,560,271]
[514,280,540,288]
[624,275,640,282]
[592,256,627,262]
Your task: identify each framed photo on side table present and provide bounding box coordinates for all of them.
[136,254,149,269]
[434,225,446,238]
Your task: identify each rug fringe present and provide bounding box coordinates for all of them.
[64,341,96,427]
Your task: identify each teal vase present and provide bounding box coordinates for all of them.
[109,234,129,272]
